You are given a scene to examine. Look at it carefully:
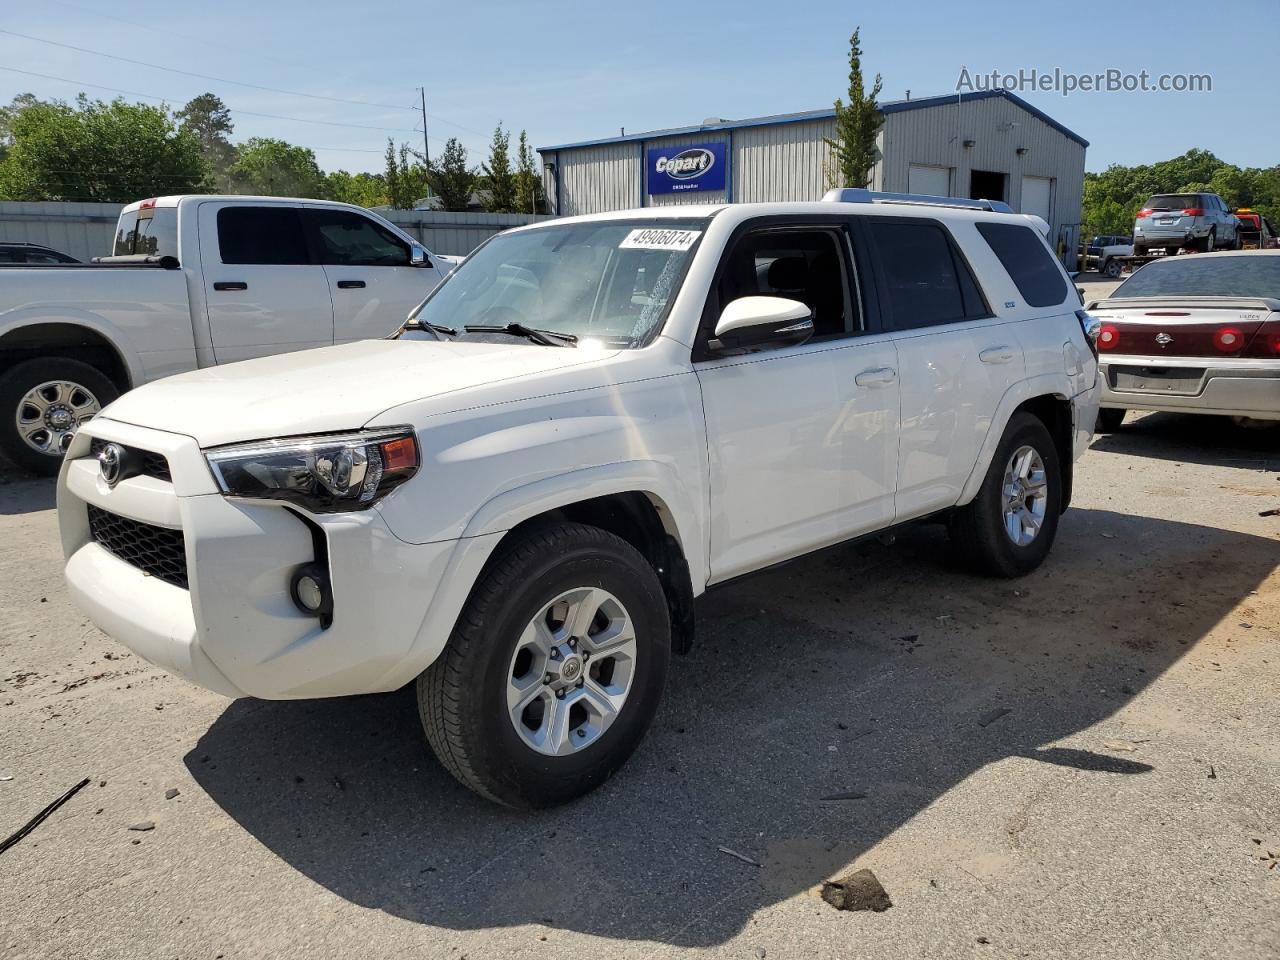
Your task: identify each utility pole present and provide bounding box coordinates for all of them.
[418,87,431,167]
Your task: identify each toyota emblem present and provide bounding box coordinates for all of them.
[1155,332,1173,346]
[98,442,125,487]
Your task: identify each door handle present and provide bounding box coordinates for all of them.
[335,280,366,289]
[979,346,1016,364]
[213,281,247,291]
[854,367,897,387]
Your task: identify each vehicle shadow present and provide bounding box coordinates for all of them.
[1091,411,1280,471]
[0,470,56,515]
[184,507,1276,947]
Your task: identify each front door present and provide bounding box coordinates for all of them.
[198,202,334,363]
[695,222,900,583]
[301,207,445,343]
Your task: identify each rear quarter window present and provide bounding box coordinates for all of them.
[976,222,1067,308]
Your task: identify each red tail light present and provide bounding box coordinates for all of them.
[1097,324,1120,350]
[1243,320,1280,357]
[139,197,157,210]
[1181,208,1205,217]
[1137,208,1153,219]
[1212,327,1245,352]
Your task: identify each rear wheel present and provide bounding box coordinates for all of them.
[950,412,1062,578]
[0,358,117,476]
[1096,408,1126,432]
[417,522,671,808]
[1199,231,1216,253]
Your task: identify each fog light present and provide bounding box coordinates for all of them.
[290,563,333,624]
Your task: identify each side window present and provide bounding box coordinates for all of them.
[217,207,310,265]
[867,219,986,330]
[712,227,856,341]
[25,252,68,264]
[303,210,410,266]
[976,222,1067,308]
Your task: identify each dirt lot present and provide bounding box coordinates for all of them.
[1,411,1278,960]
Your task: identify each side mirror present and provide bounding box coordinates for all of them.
[410,242,431,267]
[712,296,814,351]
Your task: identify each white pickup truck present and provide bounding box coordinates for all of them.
[0,195,451,474]
[59,189,1101,809]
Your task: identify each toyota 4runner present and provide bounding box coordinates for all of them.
[58,189,1101,808]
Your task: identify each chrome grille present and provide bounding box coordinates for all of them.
[86,505,188,589]
[88,438,172,483]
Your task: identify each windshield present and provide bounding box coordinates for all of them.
[407,219,707,346]
[1113,255,1280,299]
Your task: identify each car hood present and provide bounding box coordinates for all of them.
[102,338,615,447]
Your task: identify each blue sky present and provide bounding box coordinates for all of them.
[1,0,1274,176]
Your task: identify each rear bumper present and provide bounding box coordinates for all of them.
[1135,225,1206,245]
[1098,356,1280,419]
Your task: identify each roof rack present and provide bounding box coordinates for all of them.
[822,188,1014,214]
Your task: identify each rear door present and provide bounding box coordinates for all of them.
[198,202,334,363]
[301,207,445,343]
[864,216,1024,521]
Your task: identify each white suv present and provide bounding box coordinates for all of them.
[58,190,1100,808]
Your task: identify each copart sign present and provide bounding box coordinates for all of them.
[646,141,727,196]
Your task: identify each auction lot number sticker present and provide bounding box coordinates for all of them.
[619,228,701,251]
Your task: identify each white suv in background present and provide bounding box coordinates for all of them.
[58,190,1100,809]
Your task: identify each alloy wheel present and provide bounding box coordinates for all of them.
[15,380,101,456]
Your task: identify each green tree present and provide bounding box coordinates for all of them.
[0,93,40,161]
[824,28,883,189]
[383,140,430,208]
[324,169,388,207]
[175,93,235,191]
[514,129,544,214]
[229,137,325,197]
[427,137,477,212]
[0,95,206,202]
[481,124,516,212]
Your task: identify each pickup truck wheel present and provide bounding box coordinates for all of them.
[0,358,117,477]
[949,412,1062,578]
[417,522,671,809]
[1096,408,1126,432]
[1103,258,1122,279]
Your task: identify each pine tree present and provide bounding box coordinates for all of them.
[427,138,477,212]
[482,124,516,212]
[514,129,543,214]
[824,28,883,189]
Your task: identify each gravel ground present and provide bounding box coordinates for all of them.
[1,410,1277,960]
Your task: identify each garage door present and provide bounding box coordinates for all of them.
[908,164,951,197]
[1022,176,1053,220]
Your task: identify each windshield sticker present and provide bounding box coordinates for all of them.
[620,228,701,252]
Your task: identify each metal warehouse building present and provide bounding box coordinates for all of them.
[539,89,1088,268]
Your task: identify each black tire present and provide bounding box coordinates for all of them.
[1165,246,1182,257]
[0,358,119,477]
[950,412,1063,578]
[1103,258,1122,279]
[1096,408,1126,432]
[1198,231,1215,253]
[417,522,671,809]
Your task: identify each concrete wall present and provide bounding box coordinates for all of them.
[0,201,550,261]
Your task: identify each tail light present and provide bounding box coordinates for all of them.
[1243,319,1280,357]
[1096,324,1120,351]
[1137,208,1153,219]
[139,197,157,210]
[1181,208,1205,217]
[1212,328,1245,353]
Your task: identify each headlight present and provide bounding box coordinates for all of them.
[205,428,419,513]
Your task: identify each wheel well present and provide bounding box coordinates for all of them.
[0,324,132,393]
[1013,394,1074,512]
[495,492,697,654]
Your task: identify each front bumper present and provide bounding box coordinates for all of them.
[1098,357,1280,419]
[58,418,476,699]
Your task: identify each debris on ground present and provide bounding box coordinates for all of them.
[821,868,892,912]
[717,845,761,867]
[819,791,868,802]
[755,948,767,959]
[977,707,1011,727]
[1208,765,1218,780]
[128,821,155,832]
[164,788,179,800]
[1103,739,1138,752]
[0,777,91,856]
[1258,508,1279,518]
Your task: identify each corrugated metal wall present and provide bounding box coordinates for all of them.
[551,143,639,219]
[878,96,1086,266]
[0,202,549,260]
[734,118,837,202]
[0,201,121,262]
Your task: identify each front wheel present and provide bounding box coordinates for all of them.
[1103,258,1123,279]
[1096,408,1126,432]
[0,358,118,476]
[950,412,1062,578]
[417,523,671,808]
